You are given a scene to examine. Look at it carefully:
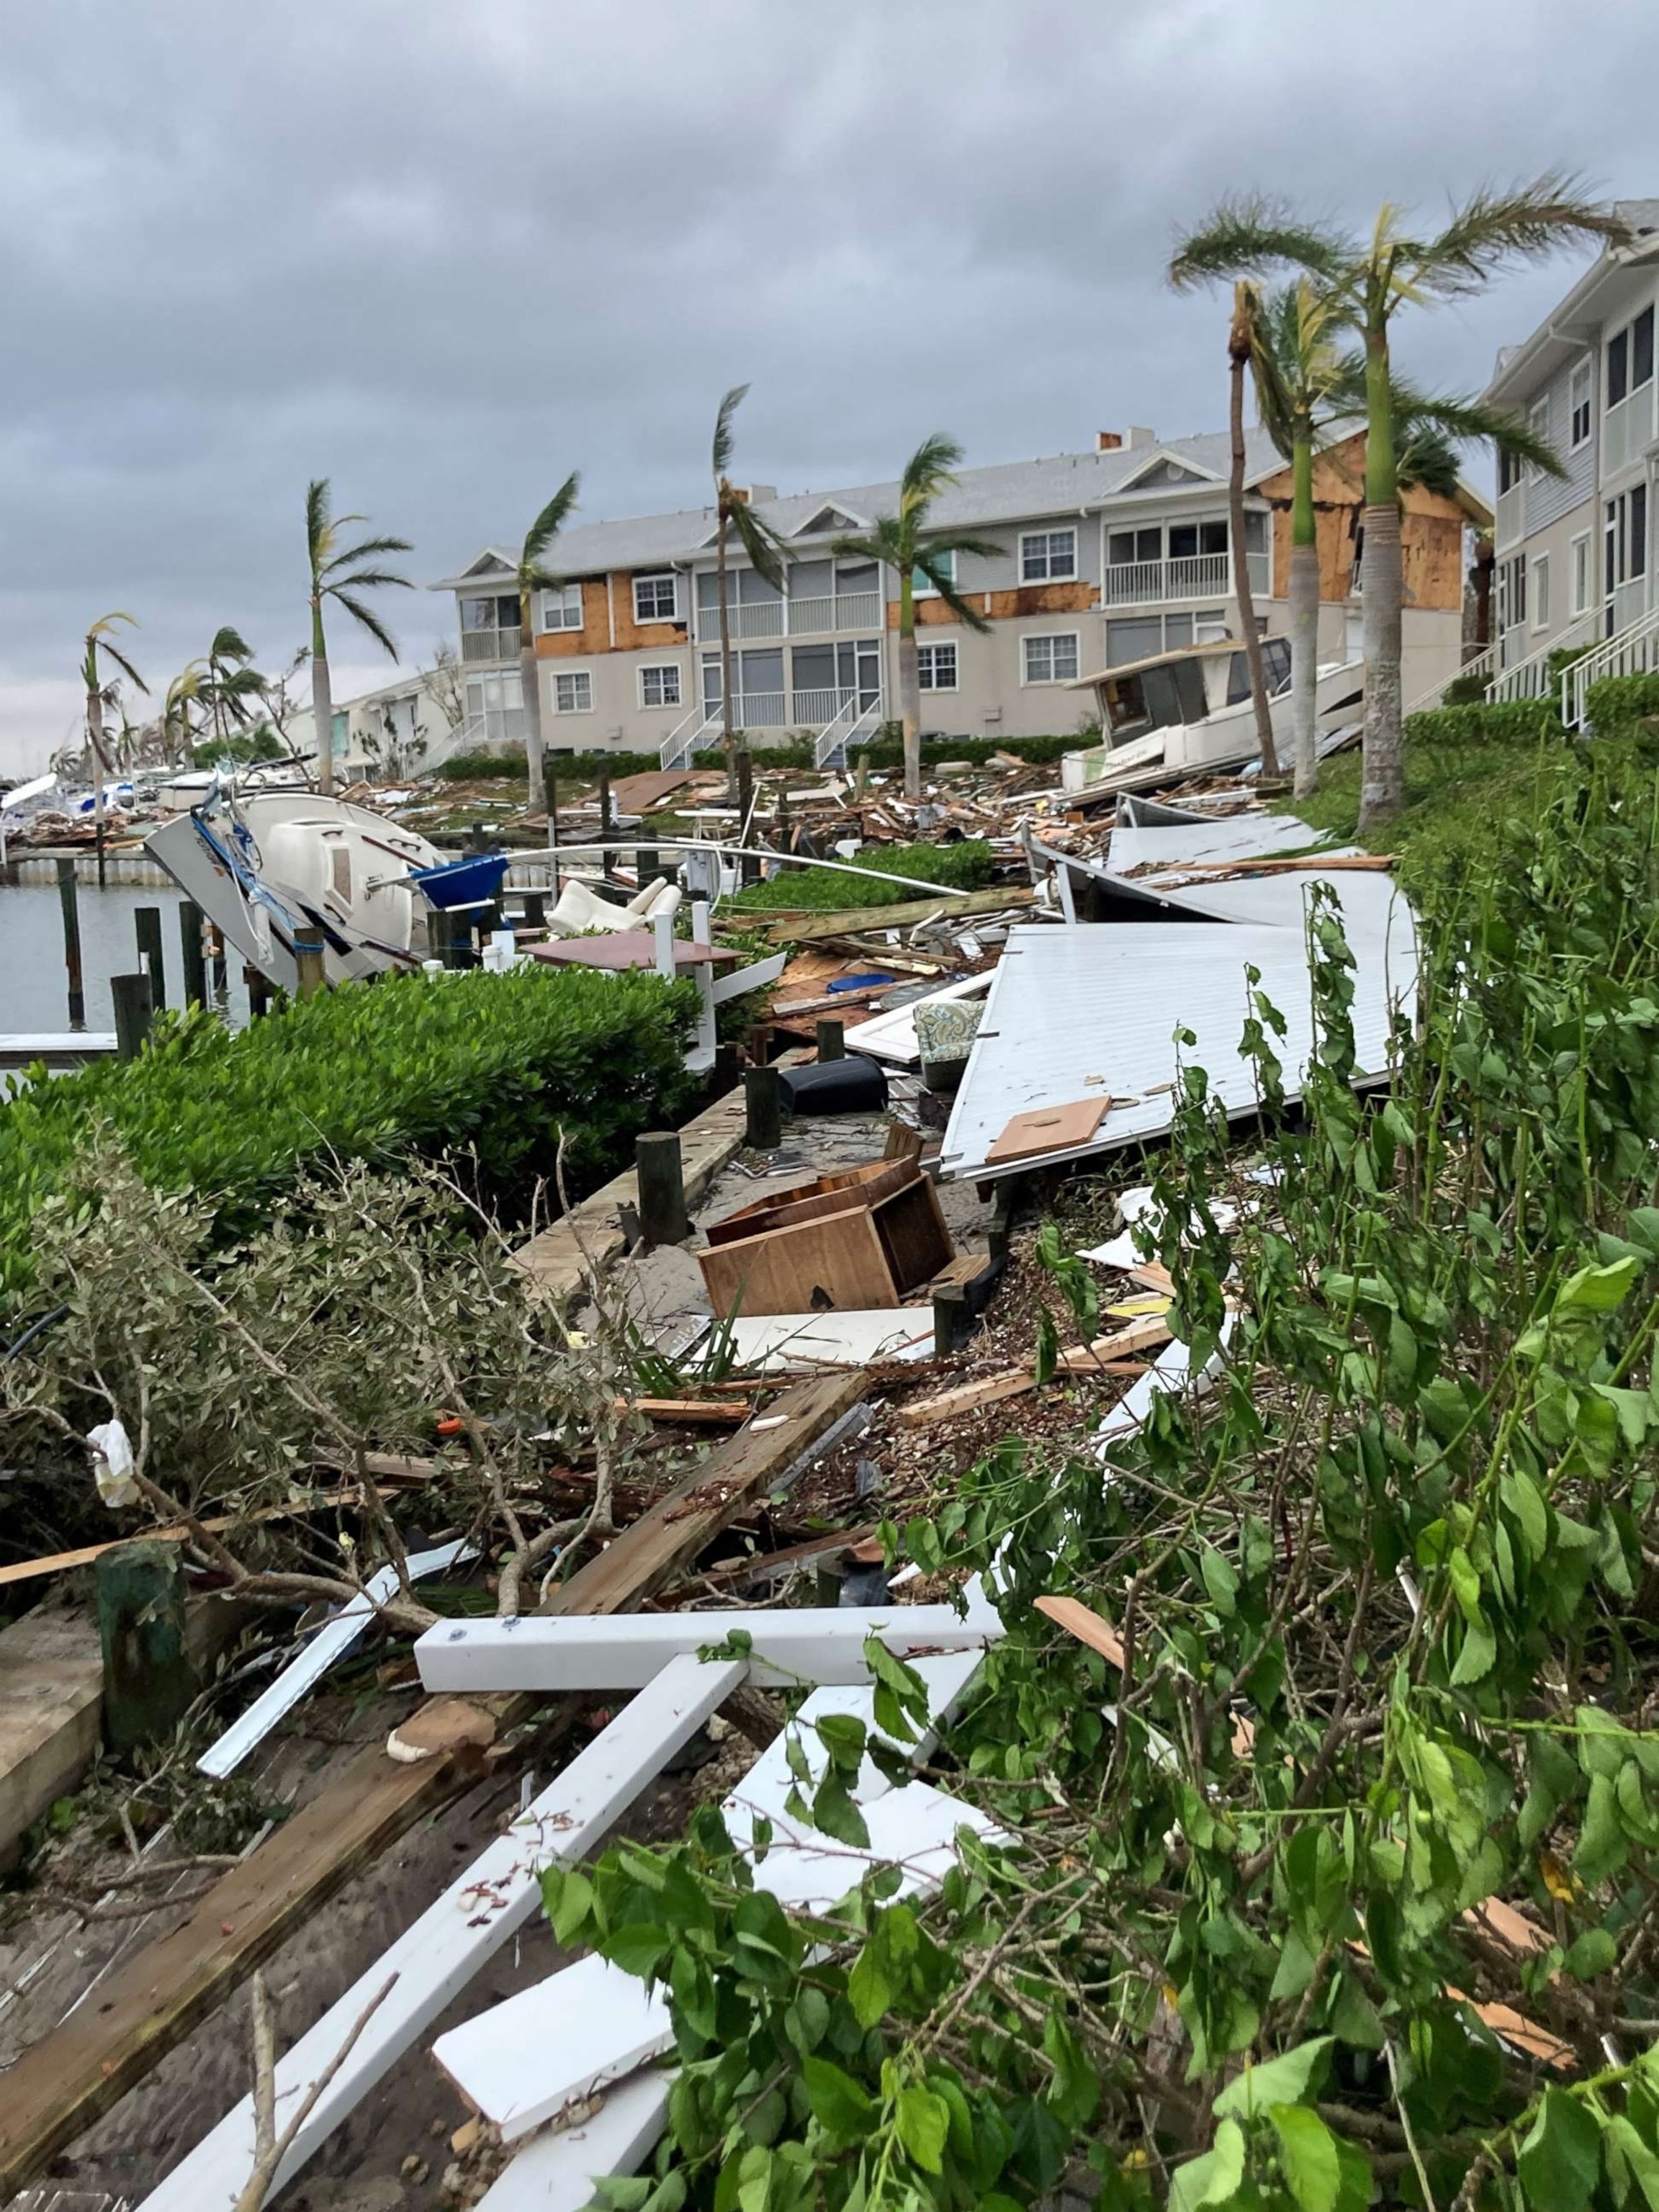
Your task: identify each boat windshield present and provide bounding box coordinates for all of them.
[1104,655,1210,743]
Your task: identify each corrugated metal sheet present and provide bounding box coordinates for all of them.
[1107,811,1327,873]
[940,922,1412,1181]
[1141,871,1418,994]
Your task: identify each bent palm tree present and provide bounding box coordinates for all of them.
[200,626,266,755]
[162,662,206,768]
[513,473,581,810]
[1172,179,1629,826]
[832,435,999,799]
[82,613,148,884]
[710,385,788,796]
[305,480,413,796]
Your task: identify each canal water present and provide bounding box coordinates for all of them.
[0,880,251,1034]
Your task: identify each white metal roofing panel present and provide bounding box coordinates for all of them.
[939,922,1411,1181]
[1144,871,1419,994]
[1107,812,1328,873]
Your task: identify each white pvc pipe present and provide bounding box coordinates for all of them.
[501,840,959,899]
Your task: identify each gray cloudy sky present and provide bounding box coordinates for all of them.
[1,0,1655,776]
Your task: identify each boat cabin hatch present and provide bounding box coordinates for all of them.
[1087,637,1291,750]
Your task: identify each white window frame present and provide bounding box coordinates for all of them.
[633,572,678,625]
[637,662,683,711]
[1020,528,1077,583]
[1021,631,1080,686]
[541,583,583,633]
[1532,552,1550,632]
[1570,361,1593,451]
[552,669,594,715]
[1570,529,1592,618]
[917,641,959,693]
[912,547,956,599]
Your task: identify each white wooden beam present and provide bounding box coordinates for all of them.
[138,1655,747,2211]
[414,1600,999,1696]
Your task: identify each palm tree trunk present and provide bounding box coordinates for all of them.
[311,598,334,797]
[518,588,544,814]
[86,674,109,890]
[1228,305,1280,778]
[716,512,736,802]
[1288,436,1320,799]
[1359,324,1404,828]
[897,573,921,799]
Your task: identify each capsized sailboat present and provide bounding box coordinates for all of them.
[145,784,503,992]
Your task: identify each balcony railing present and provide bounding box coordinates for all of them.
[461,626,522,663]
[1102,551,1266,606]
[703,690,788,729]
[791,686,881,728]
[1604,384,1657,477]
[1494,482,1525,552]
[696,590,883,642]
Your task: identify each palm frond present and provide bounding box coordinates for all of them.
[88,611,140,640]
[521,565,568,596]
[305,480,332,570]
[520,472,581,578]
[1395,423,1463,500]
[1249,279,1348,462]
[830,523,904,570]
[713,384,749,480]
[1408,174,1632,297]
[1169,197,1350,292]
[207,624,254,665]
[324,534,413,576]
[927,531,1003,564]
[94,638,150,696]
[1393,377,1568,480]
[330,591,401,661]
[922,566,992,635]
[900,433,966,511]
[331,567,415,594]
[729,499,786,594]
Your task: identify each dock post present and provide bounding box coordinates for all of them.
[523,890,547,931]
[745,1064,783,1150]
[244,964,271,1018]
[543,762,561,897]
[294,934,326,999]
[816,1018,845,1061]
[95,1541,194,1756]
[635,1131,690,1248]
[110,972,153,1061]
[134,905,167,1010]
[56,858,85,1030]
[737,750,758,885]
[652,909,676,980]
[598,768,615,879]
[179,902,207,1008]
[207,919,229,1000]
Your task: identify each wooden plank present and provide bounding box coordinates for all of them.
[768,886,1033,944]
[984,1097,1109,1166]
[0,1374,863,2202]
[611,1395,754,1426]
[897,1315,1170,1429]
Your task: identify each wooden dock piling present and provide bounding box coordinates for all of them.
[55,858,84,1030]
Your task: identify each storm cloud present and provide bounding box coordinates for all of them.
[1,0,1654,773]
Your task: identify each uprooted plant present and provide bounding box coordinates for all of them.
[534,755,1659,2212]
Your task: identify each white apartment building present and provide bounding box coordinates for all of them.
[436,423,1480,768]
[1474,199,1659,722]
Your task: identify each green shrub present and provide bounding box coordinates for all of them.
[731,839,994,912]
[435,732,1089,787]
[1585,672,1659,735]
[1404,698,1560,748]
[0,966,698,1310]
[1439,670,1489,706]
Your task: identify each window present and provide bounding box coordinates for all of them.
[1570,531,1592,616]
[1532,554,1550,631]
[553,670,593,714]
[1022,632,1079,685]
[1497,446,1524,497]
[464,671,524,745]
[1020,529,1076,582]
[638,664,682,709]
[633,572,678,624]
[1527,395,1551,480]
[541,583,583,632]
[1241,513,1267,554]
[1195,609,1228,643]
[912,548,956,596]
[917,641,958,691]
[1606,486,1650,592]
[1570,361,1593,448]
[462,593,518,633]
[1107,616,1164,663]
[1497,553,1527,634]
[330,709,349,759]
[1108,527,1163,566]
[1605,306,1651,408]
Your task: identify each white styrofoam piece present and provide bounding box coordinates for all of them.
[727,1310,935,1373]
[850,971,995,1066]
[940,922,1413,1182]
[477,2069,674,2212]
[1107,811,1326,873]
[414,1598,999,1695]
[197,1539,477,1779]
[434,1952,672,2144]
[138,1655,747,2211]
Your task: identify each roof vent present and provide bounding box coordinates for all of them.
[1126,426,1157,449]
[730,485,777,505]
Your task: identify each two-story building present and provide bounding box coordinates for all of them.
[1473,198,1659,722]
[435,423,1479,768]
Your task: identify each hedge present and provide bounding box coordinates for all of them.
[436,732,1092,786]
[731,839,995,912]
[1403,698,1560,748]
[1585,673,1659,735]
[0,966,698,1310]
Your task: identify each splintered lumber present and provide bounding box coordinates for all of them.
[613,1395,755,1426]
[1154,851,1395,879]
[898,1313,1172,1429]
[0,1370,865,2203]
[768,885,1033,944]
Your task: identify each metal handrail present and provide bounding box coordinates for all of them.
[1485,605,1605,705]
[1404,643,1496,718]
[1565,603,1659,729]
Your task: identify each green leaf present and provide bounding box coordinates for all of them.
[1556,1257,1638,1313]
[801,2054,876,2140]
[1214,2038,1334,2118]
[1200,1545,1239,1617]
[541,1865,593,1944]
[1517,2087,1602,2212]
[1170,2118,1247,2212]
[1563,1928,1618,1980]
[1033,1308,1058,1387]
[606,1923,669,1979]
[809,1771,871,1850]
[1268,2103,1342,2212]
[1605,2118,1659,2212]
[895,2083,949,2175]
[1575,1771,1629,1885]
[848,1941,892,2028]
